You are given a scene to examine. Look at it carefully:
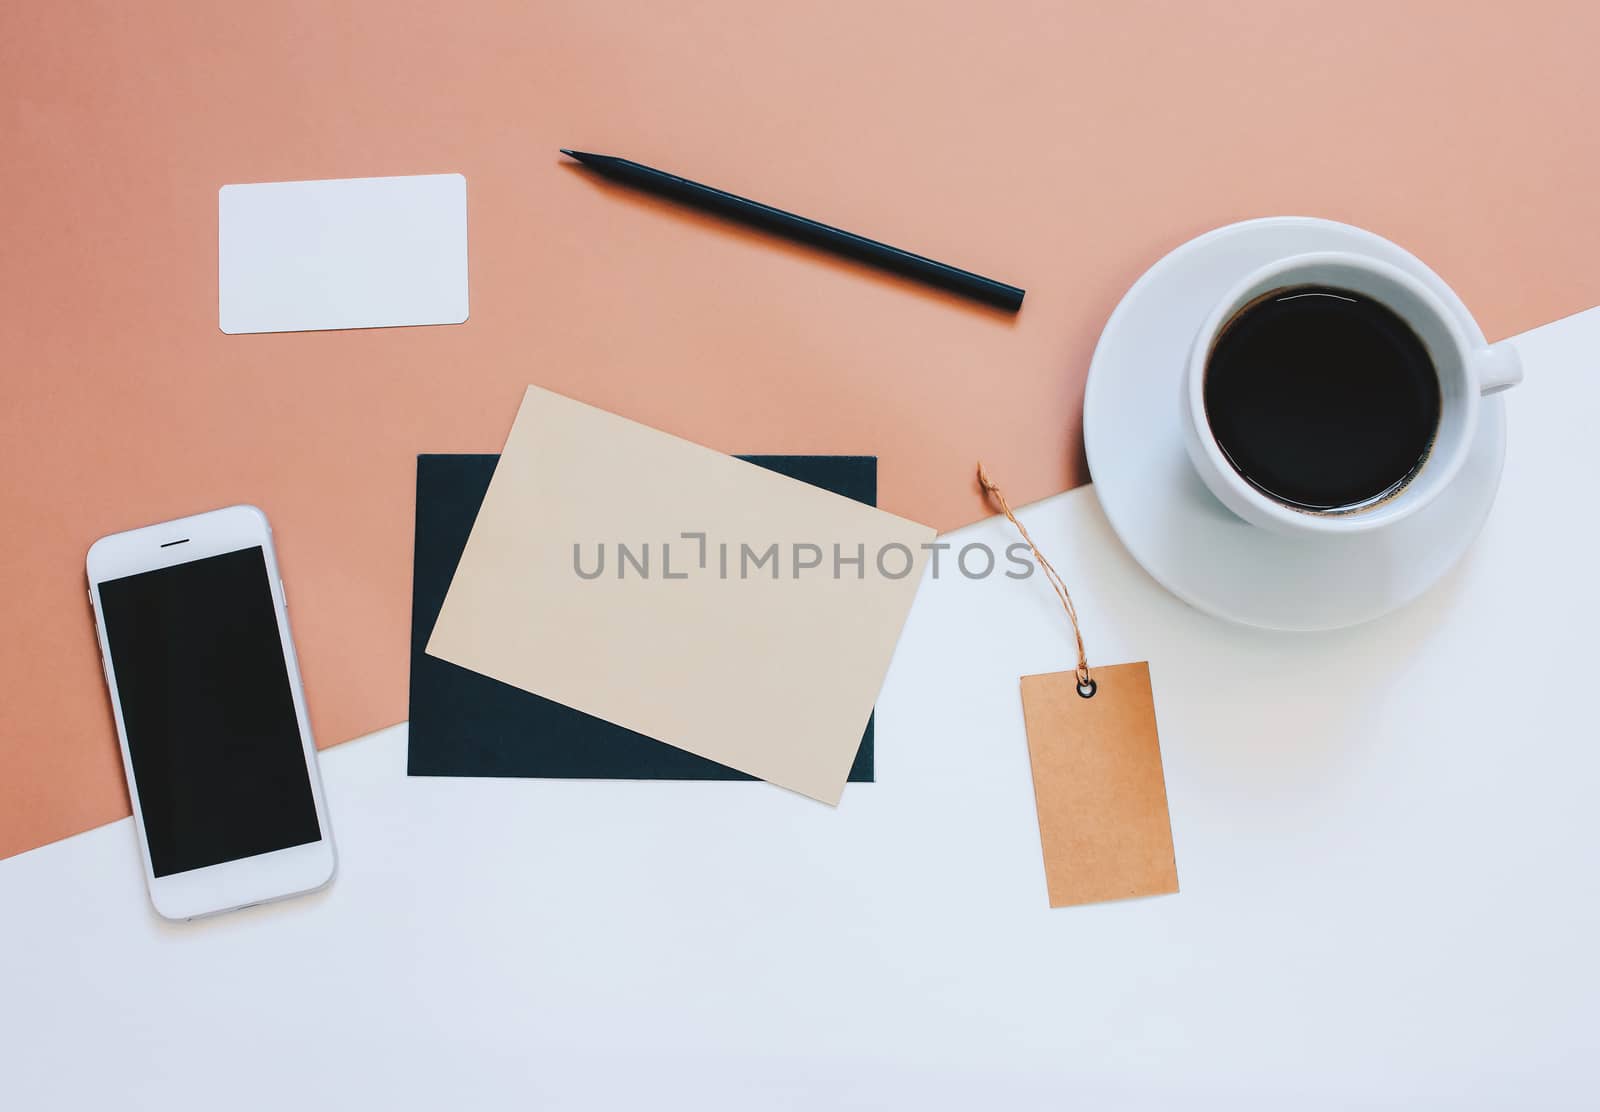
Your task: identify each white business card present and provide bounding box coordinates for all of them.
[219,173,468,334]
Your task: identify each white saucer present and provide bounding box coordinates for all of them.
[1083,217,1507,632]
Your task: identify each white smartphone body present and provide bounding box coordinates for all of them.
[86,505,336,920]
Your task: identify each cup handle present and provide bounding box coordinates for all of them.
[1475,341,1524,395]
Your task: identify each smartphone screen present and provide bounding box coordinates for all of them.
[97,545,321,877]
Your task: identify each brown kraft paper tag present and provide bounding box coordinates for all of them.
[1018,661,1179,908]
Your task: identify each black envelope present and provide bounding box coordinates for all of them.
[408,454,876,780]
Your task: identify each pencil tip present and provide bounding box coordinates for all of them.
[559,149,579,158]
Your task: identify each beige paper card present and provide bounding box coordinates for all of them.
[1019,662,1179,907]
[427,386,935,804]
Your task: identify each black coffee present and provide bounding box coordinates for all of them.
[1203,286,1441,511]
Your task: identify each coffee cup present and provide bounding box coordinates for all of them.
[1180,251,1522,537]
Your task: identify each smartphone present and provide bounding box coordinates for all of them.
[86,505,336,920]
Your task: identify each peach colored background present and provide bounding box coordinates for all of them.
[2,1,1597,860]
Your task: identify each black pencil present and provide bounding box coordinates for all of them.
[560,149,1025,312]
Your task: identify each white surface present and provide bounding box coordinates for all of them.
[1085,218,1509,631]
[218,174,469,334]
[2,308,1597,1109]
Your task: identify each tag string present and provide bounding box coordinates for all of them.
[977,462,1092,688]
